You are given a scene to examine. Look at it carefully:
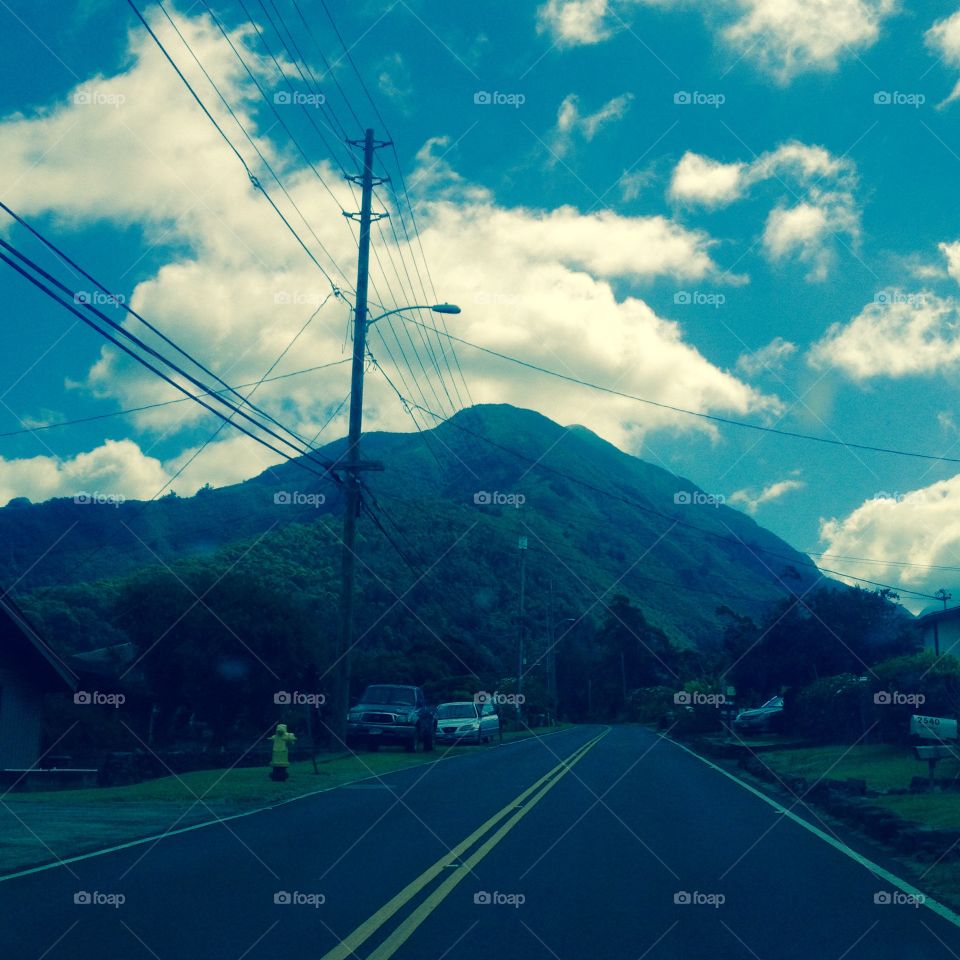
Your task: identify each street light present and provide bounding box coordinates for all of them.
[368,303,461,325]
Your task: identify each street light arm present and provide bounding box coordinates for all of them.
[368,303,461,326]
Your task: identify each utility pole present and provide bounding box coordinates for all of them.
[546,580,556,724]
[330,129,389,745]
[936,588,953,611]
[516,535,528,724]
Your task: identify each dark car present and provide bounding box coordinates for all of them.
[733,696,784,735]
[346,684,435,752]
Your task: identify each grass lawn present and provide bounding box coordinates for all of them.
[0,724,571,876]
[760,743,960,793]
[875,794,960,831]
[747,743,960,908]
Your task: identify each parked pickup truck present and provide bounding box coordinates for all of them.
[346,684,435,752]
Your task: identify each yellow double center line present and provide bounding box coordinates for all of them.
[321,729,608,960]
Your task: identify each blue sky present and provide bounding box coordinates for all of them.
[2,0,960,607]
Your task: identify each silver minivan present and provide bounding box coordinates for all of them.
[434,701,501,745]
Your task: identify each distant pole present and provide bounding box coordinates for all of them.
[331,128,389,745]
[936,588,952,611]
[517,535,528,723]
[546,579,556,723]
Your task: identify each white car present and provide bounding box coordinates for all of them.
[434,701,501,745]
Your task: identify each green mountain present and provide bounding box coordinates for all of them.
[0,403,820,657]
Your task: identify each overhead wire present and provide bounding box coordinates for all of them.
[395,313,960,468]
[127,0,343,292]
[368,364,939,601]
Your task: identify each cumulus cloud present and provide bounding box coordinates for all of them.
[669,154,747,208]
[820,478,960,611]
[809,292,960,380]
[550,92,634,160]
[939,240,960,283]
[670,142,860,281]
[536,0,897,81]
[723,0,898,84]
[0,440,169,505]
[926,10,960,107]
[736,336,798,377]
[537,0,617,46]
[0,5,782,503]
[729,478,805,514]
[764,193,860,282]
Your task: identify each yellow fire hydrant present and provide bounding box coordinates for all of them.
[269,723,297,781]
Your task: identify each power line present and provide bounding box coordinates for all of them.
[314,0,472,406]
[0,359,349,439]
[397,314,960,468]
[0,240,338,477]
[127,0,343,291]
[369,373,939,601]
[0,200,316,449]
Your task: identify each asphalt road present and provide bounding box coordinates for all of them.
[2,725,960,959]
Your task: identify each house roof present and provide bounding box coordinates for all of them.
[917,606,960,627]
[0,593,77,692]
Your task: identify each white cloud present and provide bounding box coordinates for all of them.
[736,336,798,376]
[926,10,960,107]
[669,153,747,207]
[536,0,897,81]
[820,478,960,612]
[0,6,783,501]
[670,142,860,281]
[939,240,960,283]
[723,0,898,84]
[0,439,169,505]
[550,92,634,160]
[618,166,657,202]
[537,0,615,47]
[809,292,960,380]
[764,193,859,282]
[729,477,805,514]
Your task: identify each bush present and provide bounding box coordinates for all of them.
[791,674,872,743]
[871,651,960,744]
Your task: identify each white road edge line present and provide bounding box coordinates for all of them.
[663,733,960,931]
[0,725,584,884]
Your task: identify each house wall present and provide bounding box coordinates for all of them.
[0,666,44,769]
[923,618,960,658]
